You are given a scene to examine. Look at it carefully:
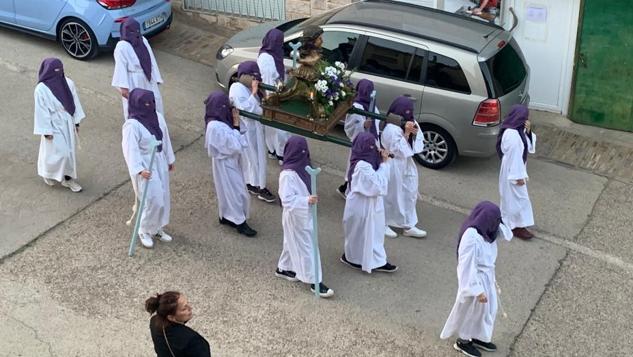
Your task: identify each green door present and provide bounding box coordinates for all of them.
[570,0,633,132]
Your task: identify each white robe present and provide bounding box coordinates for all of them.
[33,78,86,181]
[343,103,381,181]
[440,225,512,342]
[343,161,391,273]
[257,52,289,156]
[122,113,175,236]
[498,129,536,230]
[277,170,321,284]
[112,37,164,119]
[229,82,267,188]
[205,120,250,224]
[381,122,424,229]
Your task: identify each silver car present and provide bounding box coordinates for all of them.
[215,0,530,169]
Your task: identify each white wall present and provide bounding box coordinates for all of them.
[501,0,581,114]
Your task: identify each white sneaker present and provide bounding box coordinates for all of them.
[139,233,154,248]
[403,226,427,238]
[43,178,56,186]
[155,229,173,243]
[385,226,398,238]
[61,179,82,192]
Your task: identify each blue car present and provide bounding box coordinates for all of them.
[0,0,172,60]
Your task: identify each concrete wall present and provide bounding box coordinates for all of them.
[286,0,354,19]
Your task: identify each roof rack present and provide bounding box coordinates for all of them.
[327,20,480,53]
[362,0,504,31]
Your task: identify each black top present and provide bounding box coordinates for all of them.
[150,315,211,357]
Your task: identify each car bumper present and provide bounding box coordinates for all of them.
[99,13,172,51]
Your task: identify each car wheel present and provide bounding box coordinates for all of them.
[58,18,98,60]
[414,124,457,169]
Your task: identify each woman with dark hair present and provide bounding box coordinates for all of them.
[112,17,164,119]
[496,104,536,240]
[440,201,512,357]
[146,291,211,357]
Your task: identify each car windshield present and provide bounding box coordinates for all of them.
[484,39,527,96]
[277,18,307,33]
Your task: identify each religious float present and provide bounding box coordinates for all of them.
[239,25,401,147]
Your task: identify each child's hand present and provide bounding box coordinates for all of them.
[477,293,488,303]
[515,179,526,186]
[308,195,318,205]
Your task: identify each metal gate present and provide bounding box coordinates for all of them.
[183,0,285,21]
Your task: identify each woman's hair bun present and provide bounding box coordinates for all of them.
[145,294,161,314]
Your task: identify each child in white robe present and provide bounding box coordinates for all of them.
[257,28,289,163]
[440,201,512,357]
[336,79,381,200]
[204,91,257,237]
[112,18,164,119]
[381,96,426,238]
[122,89,175,249]
[341,132,397,273]
[275,136,334,297]
[497,104,536,240]
[228,61,276,203]
[34,58,86,192]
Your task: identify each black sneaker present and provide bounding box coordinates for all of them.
[275,268,299,282]
[374,262,398,273]
[246,184,260,195]
[267,151,276,160]
[219,217,237,227]
[472,339,497,352]
[310,283,334,298]
[236,222,257,237]
[257,187,277,203]
[340,254,362,270]
[276,155,284,165]
[454,339,481,357]
[336,183,347,199]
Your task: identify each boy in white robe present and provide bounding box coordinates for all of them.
[112,17,164,119]
[228,61,277,203]
[122,89,175,249]
[337,79,381,200]
[204,91,257,237]
[341,133,398,273]
[275,136,334,297]
[34,58,85,192]
[496,104,536,240]
[257,28,289,163]
[381,96,426,238]
[440,201,512,357]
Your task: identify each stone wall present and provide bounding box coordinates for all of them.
[286,0,354,20]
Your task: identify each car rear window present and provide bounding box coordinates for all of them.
[485,40,527,96]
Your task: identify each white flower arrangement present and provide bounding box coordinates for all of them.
[312,60,354,116]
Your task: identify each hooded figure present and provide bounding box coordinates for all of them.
[338,79,382,198]
[112,17,164,119]
[204,91,257,237]
[257,28,290,162]
[33,58,86,192]
[496,104,536,239]
[440,201,512,356]
[229,61,277,203]
[381,96,425,238]
[275,136,334,297]
[122,89,175,249]
[341,133,397,274]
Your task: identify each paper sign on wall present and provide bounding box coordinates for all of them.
[526,5,547,23]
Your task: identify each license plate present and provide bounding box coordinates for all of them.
[144,15,164,30]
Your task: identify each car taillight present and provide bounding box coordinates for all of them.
[473,99,500,127]
[97,0,136,10]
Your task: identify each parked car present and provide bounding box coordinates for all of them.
[215,0,529,169]
[0,0,172,60]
